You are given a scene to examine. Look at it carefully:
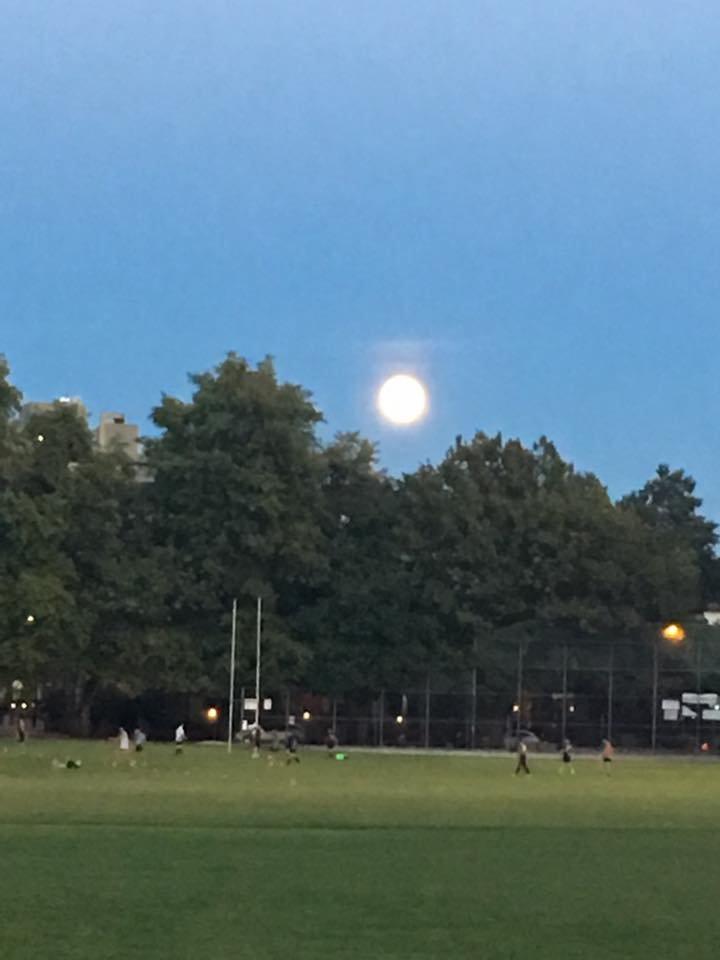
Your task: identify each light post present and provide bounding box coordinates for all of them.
[652,623,687,752]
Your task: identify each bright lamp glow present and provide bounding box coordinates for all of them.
[302,710,311,721]
[377,375,427,425]
[206,706,219,721]
[661,623,686,643]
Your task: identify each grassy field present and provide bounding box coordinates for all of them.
[2,742,720,959]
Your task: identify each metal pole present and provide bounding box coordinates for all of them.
[254,596,262,727]
[227,598,238,754]
[239,685,245,733]
[607,644,614,743]
[471,666,478,750]
[561,644,568,744]
[696,636,702,752]
[516,642,523,739]
[424,673,431,749]
[651,638,658,752]
[332,696,337,730]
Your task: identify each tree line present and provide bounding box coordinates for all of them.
[0,353,717,733]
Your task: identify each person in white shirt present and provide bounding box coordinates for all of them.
[514,739,530,775]
[118,727,130,751]
[134,728,147,752]
[175,723,186,755]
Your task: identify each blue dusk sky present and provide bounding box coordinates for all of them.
[2,2,720,514]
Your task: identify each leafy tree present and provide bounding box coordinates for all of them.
[145,354,327,697]
[301,432,411,696]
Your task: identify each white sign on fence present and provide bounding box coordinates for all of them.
[682,693,719,706]
[243,698,258,712]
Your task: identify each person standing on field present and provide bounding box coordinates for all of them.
[17,716,27,744]
[601,738,614,774]
[175,722,187,755]
[515,739,530,775]
[559,738,575,775]
[118,727,130,752]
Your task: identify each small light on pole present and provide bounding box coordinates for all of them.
[302,710,311,721]
[206,706,219,722]
[396,715,404,725]
[25,615,35,625]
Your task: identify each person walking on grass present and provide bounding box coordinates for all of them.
[601,738,614,774]
[286,727,301,765]
[17,716,27,744]
[175,722,187,755]
[134,727,147,753]
[515,738,530,775]
[118,727,130,752]
[325,728,338,757]
[559,738,575,775]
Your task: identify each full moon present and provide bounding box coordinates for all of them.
[377,374,428,425]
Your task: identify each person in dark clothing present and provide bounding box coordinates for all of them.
[286,728,300,764]
[559,738,575,775]
[325,729,339,757]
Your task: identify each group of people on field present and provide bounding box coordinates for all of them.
[110,721,338,763]
[515,736,615,775]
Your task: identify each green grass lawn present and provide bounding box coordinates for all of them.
[2,742,720,959]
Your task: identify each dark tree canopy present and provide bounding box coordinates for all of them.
[0,353,715,732]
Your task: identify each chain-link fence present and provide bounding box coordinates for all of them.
[5,632,720,750]
[255,635,720,752]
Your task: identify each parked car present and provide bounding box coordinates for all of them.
[503,729,547,753]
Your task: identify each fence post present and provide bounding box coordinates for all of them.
[696,636,702,752]
[516,642,524,739]
[424,674,431,749]
[471,666,477,750]
[651,639,658,752]
[561,644,568,744]
[607,645,614,743]
[378,690,385,747]
[332,696,337,731]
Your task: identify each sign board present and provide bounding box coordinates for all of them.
[263,698,272,711]
[682,693,719,706]
[662,699,680,721]
[243,698,258,712]
[702,708,720,721]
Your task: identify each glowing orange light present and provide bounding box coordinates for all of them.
[661,623,686,643]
